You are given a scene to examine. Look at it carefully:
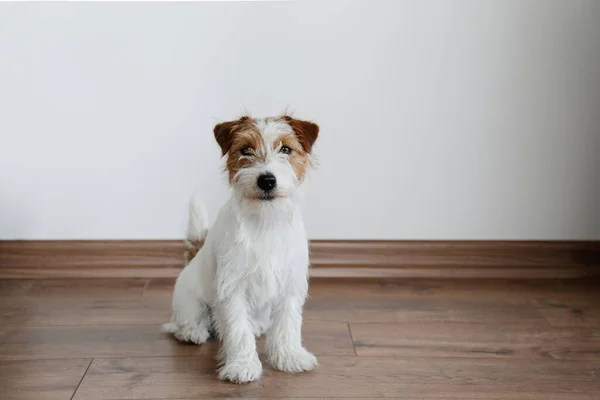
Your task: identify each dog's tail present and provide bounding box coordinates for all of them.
[183,192,209,264]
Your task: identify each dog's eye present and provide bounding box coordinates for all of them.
[280,146,292,155]
[240,147,253,156]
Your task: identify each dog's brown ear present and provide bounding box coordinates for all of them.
[213,116,251,156]
[283,116,319,153]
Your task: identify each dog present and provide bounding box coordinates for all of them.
[162,113,320,383]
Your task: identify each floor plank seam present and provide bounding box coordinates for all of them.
[70,358,93,400]
[141,278,152,297]
[346,323,357,357]
[528,303,560,330]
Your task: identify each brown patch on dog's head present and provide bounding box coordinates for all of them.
[213,115,260,183]
[280,115,319,153]
[272,133,310,180]
[213,116,255,156]
[276,115,319,181]
[225,129,265,183]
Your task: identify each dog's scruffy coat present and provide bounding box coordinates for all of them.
[162,114,319,383]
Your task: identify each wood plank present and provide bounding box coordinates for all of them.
[149,278,593,302]
[4,266,597,279]
[0,322,353,360]
[538,307,600,328]
[304,279,551,325]
[145,279,553,325]
[0,325,190,360]
[0,267,182,279]
[142,278,174,299]
[0,279,152,327]
[1,278,600,399]
[305,297,547,325]
[144,278,550,325]
[74,356,600,399]
[309,241,600,269]
[0,278,147,299]
[529,280,600,328]
[307,278,569,302]
[0,240,184,269]
[0,297,170,327]
[534,290,600,329]
[308,267,596,279]
[2,240,599,279]
[0,359,91,400]
[350,323,600,360]
[306,302,547,325]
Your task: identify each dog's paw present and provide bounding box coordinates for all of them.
[218,355,262,383]
[270,347,318,373]
[161,322,210,345]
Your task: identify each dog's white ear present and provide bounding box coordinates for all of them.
[282,116,319,153]
[213,116,251,156]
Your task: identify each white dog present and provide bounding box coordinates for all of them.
[162,113,320,383]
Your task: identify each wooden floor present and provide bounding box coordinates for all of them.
[1,278,599,399]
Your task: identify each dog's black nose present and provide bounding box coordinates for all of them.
[257,173,277,192]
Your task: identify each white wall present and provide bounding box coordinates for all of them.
[1,0,599,240]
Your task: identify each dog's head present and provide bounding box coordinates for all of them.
[214,114,319,202]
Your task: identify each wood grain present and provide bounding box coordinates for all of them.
[143,278,548,325]
[73,356,600,400]
[304,293,548,325]
[538,307,600,328]
[1,278,600,399]
[0,359,91,400]
[4,266,597,279]
[0,267,181,279]
[529,281,600,328]
[0,278,148,299]
[306,279,552,325]
[309,240,600,268]
[0,240,184,269]
[0,297,170,327]
[1,240,599,279]
[350,322,600,360]
[0,279,153,327]
[0,322,353,360]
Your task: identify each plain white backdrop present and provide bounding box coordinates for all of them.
[1,0,599,240]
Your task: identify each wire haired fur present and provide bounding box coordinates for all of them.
[162,113,320,383]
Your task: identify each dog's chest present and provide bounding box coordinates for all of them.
[238,224,295,302]
[247,236,286,300]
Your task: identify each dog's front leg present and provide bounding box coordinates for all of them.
[215,294,262,383]
[266,294,318,373]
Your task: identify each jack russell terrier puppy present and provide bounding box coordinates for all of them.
[162,113,319,383]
